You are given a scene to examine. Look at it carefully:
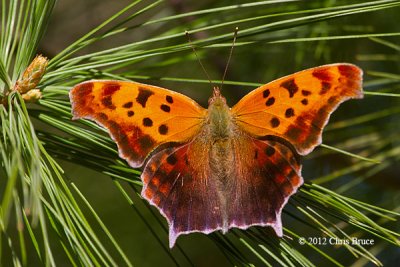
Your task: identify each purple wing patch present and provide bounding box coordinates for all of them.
[141,134,303,247]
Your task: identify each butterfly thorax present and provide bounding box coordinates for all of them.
[207,87,233,140]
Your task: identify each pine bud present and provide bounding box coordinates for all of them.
[15,55,48,94]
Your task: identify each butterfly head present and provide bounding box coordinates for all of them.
[208,86,227,106]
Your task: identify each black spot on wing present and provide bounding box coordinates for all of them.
[281,78,298,98]
[123,101,133,108]
[263,89,270,98]
[158,124,168,135]
[265,97,275,106]
[285,108,295,118]
[320,82,331,95]
[265,146,275,156]
[136,87,154,108]
[161,104,171,113]
[143,117,153,127]
[270,117,280,128]
[138,134,155,152]
[102,95,115,109]
[166,95,173,104]
[167,154,177,165]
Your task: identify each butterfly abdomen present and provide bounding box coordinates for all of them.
[208,137,235,232]
[206,92,237,179]
[204,94,237,225]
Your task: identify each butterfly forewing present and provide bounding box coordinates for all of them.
[70,80,207,167]
[231,64,363,155]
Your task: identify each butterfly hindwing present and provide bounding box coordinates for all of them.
[142,140,224,247]
[70,80,206,167]
[231,64,363,155]
[227,136,302,234]
[142,129,303,247]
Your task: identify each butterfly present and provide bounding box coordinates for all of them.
[69,63,363,248]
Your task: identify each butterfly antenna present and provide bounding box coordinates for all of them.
[185,31,214,87]
[221,27,238,90]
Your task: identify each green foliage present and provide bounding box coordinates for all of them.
[1,0,399,266]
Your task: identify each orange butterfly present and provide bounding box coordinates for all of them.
[70,64,363,247]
